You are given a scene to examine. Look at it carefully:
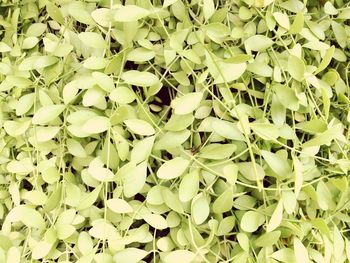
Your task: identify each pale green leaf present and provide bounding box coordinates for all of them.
[288,55,305,81]
[213,188,234,213]
[106,198,133,213]
[192,193,210,225]
[113,5,150,22]
[157,157,190,180]
[121,70,159,87]
[78,32,106,49]
[261,150,291,176]
[199,143,236,160]
[163,250,196,263]
[240,211,265,232]
[123,161,148,198]
[171,92,203,115]
[82,116,110,134]
[32,105,65,125]
[212,119,245,141]
[266,200,283,232]
[245,35,273,51]
[293,237,309,263]
[179,170,200,202]
[142,213,168,230]
[124,119,155,136]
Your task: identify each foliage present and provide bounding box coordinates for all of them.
[0,0,350,262]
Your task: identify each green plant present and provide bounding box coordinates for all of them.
[0,0,350,262]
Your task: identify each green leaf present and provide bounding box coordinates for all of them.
[261,150,291,176]
[113,5,150,22]
[254,231,281,247]
[237,162,265,181]
[245,35,273,51]
[154,130,190,150]
[78,32,106,49]
[32,105,65,125]
[91,8,110,27]
[203,23,230,44]
[240,211,265,233]
[110,86,136,104]
[19,56,59,71]
[162,188,184,214]
[124,119,155,136]
[163,0,178,7]
[315,46,335,74]
[157,157,190,180]
[331,21,347,48]
[32,240,52,259]
[217,216,235,236]
[82,116,110,134]
[192,193,210,225]
[213,187,234,213]
[171,92,203,115]
[288,55,305,81]
[121,70,159,87]
[127,47,155,62]
[271,95,286,126]
[92,72,115,92]
[254,0,275,8]
[66,139,87,158]
[164,113,194,131]
[302,123,343,148]
[266,200,283,232]
[106,198,133,213]
[203,0,215,20]
[68,1,95,25]
[16,93,35,116]
[123,161,148,198]
[273,12,290,29]
[273,84,299,111]
[316,180,332,210]
[88,220,117,240]
[206,51,247,84]
[236,233,250,252]
[293,237,309,263]
[5,205,46,229]
[290,12,304,34]
[78,232,93,255]
[163,250,196,263]
[333,225,344,261]
[250,122,280,140]
[77,184,102,210]
[179,170,200,202]
[88,158,115,182]
[46,2,64,24]
[199,143,236,160]
[272,248,295,262]
[169,29,189,51]
[212,119,245,141]
[0,42,11,52]
[142,213,168,230]
[311,218,331,237]
[131,136,155,163]
[35,126,60,142]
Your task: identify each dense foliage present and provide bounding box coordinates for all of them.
[0,0,350,262]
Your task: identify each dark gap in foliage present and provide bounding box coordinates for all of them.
[155,228,170,238]
[135,193,146,202]
[22,179,33,191]
[124,60,139,71]
[156,86,172,106]
[144,252,154,263]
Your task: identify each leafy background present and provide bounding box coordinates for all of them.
[0,0,350,262]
